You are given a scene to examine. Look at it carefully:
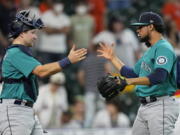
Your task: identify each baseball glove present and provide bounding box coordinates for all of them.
[97,74,127,100]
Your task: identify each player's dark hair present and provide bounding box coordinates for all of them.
[9,21,34,39]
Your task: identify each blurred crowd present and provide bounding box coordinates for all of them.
[0,0,180,129]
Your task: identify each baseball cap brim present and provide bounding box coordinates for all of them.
[130,22,150,26]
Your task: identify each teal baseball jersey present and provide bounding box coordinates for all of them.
[133,39,177,97]
[0,46,41,103]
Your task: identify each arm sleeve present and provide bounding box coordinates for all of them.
[147,68,168,85]
[120,66,138,78]
[10,51,41,77]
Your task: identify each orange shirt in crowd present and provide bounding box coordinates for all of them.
[39,2,52,13]
[88,0,106,33]
[162,2,180,31]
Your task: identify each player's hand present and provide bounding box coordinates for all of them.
[68,44,87,64]
[97,42,116,61]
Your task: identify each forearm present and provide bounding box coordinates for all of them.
[33,62,62,78]
[111,56,125,71]
[33,45,87,78]
[126,77,150,85]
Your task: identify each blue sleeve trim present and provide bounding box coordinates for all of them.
[147,68,168,85]
[120,66,138,78]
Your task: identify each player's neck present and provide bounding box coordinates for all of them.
[149,32,163,46]
[12,38,26,46]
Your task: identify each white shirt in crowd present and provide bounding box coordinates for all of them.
[92,109,130,128]
[39,11,70,53]
[92,30,116,45]
[114,28,139,67]
[34,84,68,128]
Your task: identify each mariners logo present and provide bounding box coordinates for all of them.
[156,56,167,65]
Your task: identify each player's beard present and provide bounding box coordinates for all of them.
[139,35,151,48]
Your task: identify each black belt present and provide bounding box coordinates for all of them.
[139,96,158,105]
[0,99,33,108]
[139,93,174,105]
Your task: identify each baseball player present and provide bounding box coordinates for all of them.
[97,12,179,135]
[0,10,87,135]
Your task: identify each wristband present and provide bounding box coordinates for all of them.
[58,57,71,68]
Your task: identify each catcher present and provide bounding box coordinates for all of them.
[0,10,87,135]
[97,12,179,135]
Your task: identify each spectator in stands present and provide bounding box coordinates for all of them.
[108,16,140,67]
[163,14,180,47]
[37,0,71,64]
[0,0,16,56]
[60,110,73,128]
[162,0,180,31]
[92,29,116,48]
[87,0,106,33]
[107,0,132,11]
[93,101,130,128]
[70,1,95,49]
[34,72,68,128]
[78,33,113,128]
[61,97,85,128]
[162,0,180,47]
[39,0,53,13]
[17,0,42,41]
[17,0,39,13]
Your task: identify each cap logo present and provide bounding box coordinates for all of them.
[139,14,142,21]
[150,20,154,23]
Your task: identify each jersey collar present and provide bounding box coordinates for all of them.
[7,44,33,57]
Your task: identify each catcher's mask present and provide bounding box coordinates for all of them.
[8,10,45,38]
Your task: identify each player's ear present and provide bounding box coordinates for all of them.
[19,32,26,38]
[149,24,154,31]
[21,31,29,37]
[18,33,23,38]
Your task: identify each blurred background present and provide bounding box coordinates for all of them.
[0,0,180,134]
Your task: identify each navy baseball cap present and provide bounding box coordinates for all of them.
[131,12,164,26]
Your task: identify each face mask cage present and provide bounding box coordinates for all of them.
[16,10,45,29]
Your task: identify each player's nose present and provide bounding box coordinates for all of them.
[33,35,38,40]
